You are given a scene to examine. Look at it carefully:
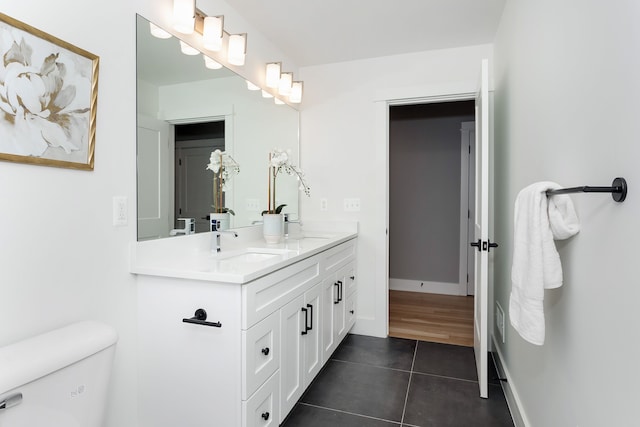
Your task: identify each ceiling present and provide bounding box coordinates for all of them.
[225,0,507,67]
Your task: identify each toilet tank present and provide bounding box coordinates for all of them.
[0,321,118,427]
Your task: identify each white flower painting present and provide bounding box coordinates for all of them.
[0,13,98,170]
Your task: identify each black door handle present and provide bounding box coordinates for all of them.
[337,280,343,302]
[301,307,308,335]
[470,239,481,252]
[334,282,340,304]
[488,240,499,252]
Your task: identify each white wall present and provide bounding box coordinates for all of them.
[493,1,640,425]
[0,1,296,426]
[299,44,493,336]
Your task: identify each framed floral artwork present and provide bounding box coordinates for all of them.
[0,12,99,170]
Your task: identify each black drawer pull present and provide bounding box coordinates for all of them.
[301,307,308,335]
[261,347,270,356]
[337,280,343,302]
[261,411,270,420]
[182,309,222,328]
[334,282,340,304]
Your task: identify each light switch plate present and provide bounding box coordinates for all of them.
[343,198,361,212]
[113,196,128,226]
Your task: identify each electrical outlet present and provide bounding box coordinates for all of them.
[320,198,328,211]
[113,196,128,226]
[343,198,361,212]
[246,198,260,211]
[496,301,505,343]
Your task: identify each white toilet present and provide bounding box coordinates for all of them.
[0,321,118,426]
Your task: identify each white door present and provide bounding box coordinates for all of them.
[303,283,323,388]
[280,295,305,418]
[175,139,224,233]
[137,115,171,240]
[473,59,490,398]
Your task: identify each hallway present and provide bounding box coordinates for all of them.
[281,334,513,427]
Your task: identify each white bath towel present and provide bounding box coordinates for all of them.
[509,182,580,345]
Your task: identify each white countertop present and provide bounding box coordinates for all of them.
[130,222,357,284]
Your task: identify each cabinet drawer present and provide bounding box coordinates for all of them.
[243,311,280,400]
[323,239,356,273]
[243,256,320,329]
[337,263,357,297]
[242,371,280,427]
[345,291,357,332]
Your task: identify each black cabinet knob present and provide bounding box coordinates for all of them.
[261,347,270,356]
[350,310,354,314]
[350,275,355,280]
[261,411,270,420]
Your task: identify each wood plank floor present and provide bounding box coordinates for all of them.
[389,290,474,347]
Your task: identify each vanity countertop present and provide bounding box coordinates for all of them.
[130,223,357,284]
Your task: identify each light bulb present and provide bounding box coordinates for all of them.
[173,0,195,34]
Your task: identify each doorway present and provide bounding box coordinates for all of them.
[174,121,225,233]
[388,101,476,347]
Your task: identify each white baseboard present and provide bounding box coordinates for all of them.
[389,278,462,295]
[492,335,530,427]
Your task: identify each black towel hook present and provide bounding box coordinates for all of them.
[545,177,627,202]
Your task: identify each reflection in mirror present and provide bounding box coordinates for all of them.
[136,14,300,241]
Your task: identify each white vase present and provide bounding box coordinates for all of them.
[210,212,230,231]
[262,213,283,244]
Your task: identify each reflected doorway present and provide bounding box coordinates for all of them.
[174,121,225,233]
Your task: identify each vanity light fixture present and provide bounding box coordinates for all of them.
[265,62,281,88]
[180,40,200,55]
[289,81,303,103]
[262,90,274,98]
[149,22,172,39]
[246,81,260,91]
[278,72,293,96]
[173,0,196,34]
[202,15,223,51]
[203,55,223,69]
[227,33,247,66]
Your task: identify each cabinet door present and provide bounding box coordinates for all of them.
[333,276,347,344]
[321,276,337,363]
[303,282,322,388]
[280,295,305,419]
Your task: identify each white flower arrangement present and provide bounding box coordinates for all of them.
[265,148,310,214]
[206,149,240,214]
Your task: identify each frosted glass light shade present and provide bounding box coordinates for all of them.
[274,98,285,105]
[203,55,223,69]
[278,72,293,96]
[173,0,195,34]
[149,22,172,39]
[179,40,199,55]
[246,81,260,91]
[203,16,223,51]
[227,33,246,66]
[289,81,303,103]
[265,63,281,88]
[262,90,274,98]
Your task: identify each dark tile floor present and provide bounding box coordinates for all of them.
[281,334,514,427]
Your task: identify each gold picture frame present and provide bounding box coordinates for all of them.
[0,12,99,170]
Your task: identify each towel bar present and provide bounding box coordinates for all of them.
[545,177,627,202]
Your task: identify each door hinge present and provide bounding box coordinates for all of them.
[466,273,469,283]
[179,208,182,214]
[178,158,182,166]
[469,145,471,154]
[468,209,470,219]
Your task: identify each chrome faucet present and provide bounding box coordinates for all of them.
[211,220,238,252]
[283,213,301,238]
[169,218,195,236]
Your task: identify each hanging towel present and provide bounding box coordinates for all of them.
[509,182,580,345]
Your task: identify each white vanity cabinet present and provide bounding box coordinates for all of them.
[136,237,356,427]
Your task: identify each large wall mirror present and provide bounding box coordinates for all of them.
[136,14,300,241]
